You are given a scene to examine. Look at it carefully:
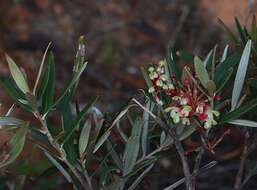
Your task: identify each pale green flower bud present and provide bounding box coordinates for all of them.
[149,72,158,80]
[168,84,175,90]
[156,79,163,87]
[148,87,155,93]
[148,66,155,72]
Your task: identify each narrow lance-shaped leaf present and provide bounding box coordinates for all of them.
[42,52,55,114]
[79,120,92,157]
[70,36,86,98]
[166,48,181,81]
[220,45,229,63]
[235,17,247,45]
[127,164,154,190]
[105,141,122,170]
[179,125,196,141]
[58,94,77,164]
[218,18,238,45]
[141,67,153,89]
[104,176,126,190]
[141,100,154,156]
[0,117,24,128]
[211,45,217,81]
[194,56,209,88]
[53,61,88,110]
[33,42,52,94]
[0,76,32,112]
[231,40,252,111]
[93,105,131,154]
[252,15,257,44]
[214,54,240,85]
[99,167,120,186]
[62,97,98,144]
[35,50,52,100]
[176,50,194,63]
[6,54,30,94]
[0,123,28,168]
[160,131,166,145]
[203,49,213,67]
[123,117,143,176]
[219,97,257,124]
[216,67,233,92]
[229,119,257,128]
[44,151,72,183]
[16,159,52,176]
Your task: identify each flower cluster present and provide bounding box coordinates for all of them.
[148,60,220,129]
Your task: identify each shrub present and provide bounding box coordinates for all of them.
[0,18,257,190]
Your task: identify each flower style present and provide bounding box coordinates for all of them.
[148,60,220,129]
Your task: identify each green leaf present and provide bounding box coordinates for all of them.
[53,62,88,110]
[0,76,32,112]
[99,166,120,186]
[252,15,257,44]
[179,125,196,140]
[0,123,28,168]
[214,54,240,85]
[203,49,213,67]
[62,97,98,144]
[93,131,111,154]
[167,48,181,81]
[105,140,122,169]
[176,50,194,63]
[194,56,209,88]
[33,42,51,94]
[219,97,257,124]
[44,151,72,183]
[123,117,143,176]
[36,52,51,100]
[229,119,257,128]
[231,40,252,110]
[31,128,50,146]
[218,18,238,45]
[127,163,154,190]
[79,120,92,157]
[0,117,24,127]
[84,120,104,167]
[93,109,114,154]
[220,45,229,63]
[235,17,247,45]
[15,159,52,175]
[5,54,30,94]
[42,52,55,113]
[216,67,233,92]
[141,67,153,90]
[160,131,166,145]
[104,176,125,190]
[58,94,77,164]
[141,100,154,156]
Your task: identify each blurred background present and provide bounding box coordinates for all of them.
[0,0,257,189]
[0,0,256,113]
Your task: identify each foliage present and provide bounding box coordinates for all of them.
[0,20,257,190]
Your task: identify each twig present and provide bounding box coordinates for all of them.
[234,130,249,190]
[132,98,193,190]
[136,144,169,165]
[34,111,92,190]
[163,161,217,190]
[169,5,189,48]
[191,148,204,189]
[238,134,257,189]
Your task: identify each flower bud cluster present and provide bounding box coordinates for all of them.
[148,60,219,129]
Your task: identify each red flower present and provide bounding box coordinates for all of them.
[198,113,207,121]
